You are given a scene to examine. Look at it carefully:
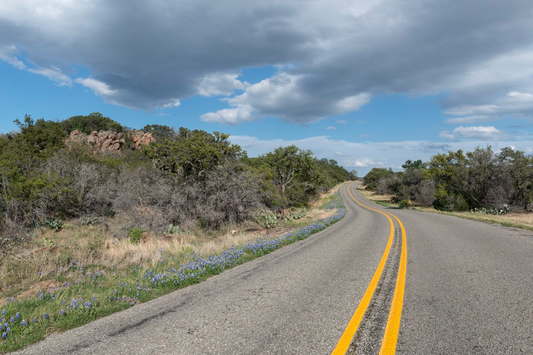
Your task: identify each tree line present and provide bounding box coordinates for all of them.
[363,146,533,212]
[0,113,355,244]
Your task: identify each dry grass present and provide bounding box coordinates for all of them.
[356,186,395,205]
[415,207,533,231]
[355,186,533,232]
[0,185,344,300]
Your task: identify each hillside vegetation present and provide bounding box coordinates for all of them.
[0,113,355,254]
[363,146,533,213]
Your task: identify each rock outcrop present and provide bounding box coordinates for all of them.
[130,130,156,150]
[66,130,155,153]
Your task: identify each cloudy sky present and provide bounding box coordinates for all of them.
[1,0,533,175]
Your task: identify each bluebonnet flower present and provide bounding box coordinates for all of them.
[33,317,37,323]
[1,310,5,315]
[85,301,91,309]
[9,317,14,323]
[15,312,20,320]
[60,310,66,316]
[21,319,27,326]
[1,332,6,339]
[43,313,49,320]
[6,327,10,334]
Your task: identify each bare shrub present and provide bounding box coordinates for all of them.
[483,185,513,209]
[415,180,436,206]
[376,178,389,195]
[40,150,117,218]
[199,163,263,228]
[113,166,173,233]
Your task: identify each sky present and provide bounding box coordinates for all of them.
[1,0,533,176]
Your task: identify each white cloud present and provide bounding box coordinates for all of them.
[163,99,181,108]
[200,104,255,125]
[197,73,246,97]
[439,126,509,141]
[75,77,117,97]
[444,91,533,124]
[229,134,530,175]
[350,157,386,168]
[444,115,498,124]
[0,45,26,69]
[336,119,347,124]
[326,126,336,130]
[221,73,372,123]
[28,66,72,86]
[332,93,371,114]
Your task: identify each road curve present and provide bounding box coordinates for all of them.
[12,185,393,355]
[347,184,533,354]
[11,184,533,354]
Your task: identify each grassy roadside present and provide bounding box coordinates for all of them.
[355,185,533,232]
[0,186,346,353]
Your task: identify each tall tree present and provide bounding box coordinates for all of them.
[144,129,243,179]
[262,145,314,197]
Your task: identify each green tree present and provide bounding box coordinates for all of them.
[144,129,243,179]
[142,124,176,141]
[14,115,67,158]
[61,112,123,134]
[425,150,469,211]
[363,167,395,191]
[498,147,533,210]
[262,145,314,197]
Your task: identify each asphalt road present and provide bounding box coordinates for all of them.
[11,184,533,354]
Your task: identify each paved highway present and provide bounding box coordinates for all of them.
[12,183,533,354]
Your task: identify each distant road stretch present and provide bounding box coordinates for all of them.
[13,184,533,354]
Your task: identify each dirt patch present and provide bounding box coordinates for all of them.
[0,280,63,307]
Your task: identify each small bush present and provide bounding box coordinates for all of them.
[399,200,409,209]
[43,218,63,231]
[79,216,103,226]
[128,227,145,244]
[471,204,510,215]
[254,210,279,229]
[166,224,188,235]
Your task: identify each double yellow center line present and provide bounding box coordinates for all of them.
[331,183,407,355]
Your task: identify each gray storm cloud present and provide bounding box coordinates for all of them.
[1,0,533,123]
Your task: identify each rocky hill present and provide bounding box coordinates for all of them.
[66,129,155,153]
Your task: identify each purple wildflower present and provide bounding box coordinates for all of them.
[21,319,27,326]
[43,313,49,320]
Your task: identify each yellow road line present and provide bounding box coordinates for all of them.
[331,184,395,355]
[378,214,407,355]
[332,183,407,355]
